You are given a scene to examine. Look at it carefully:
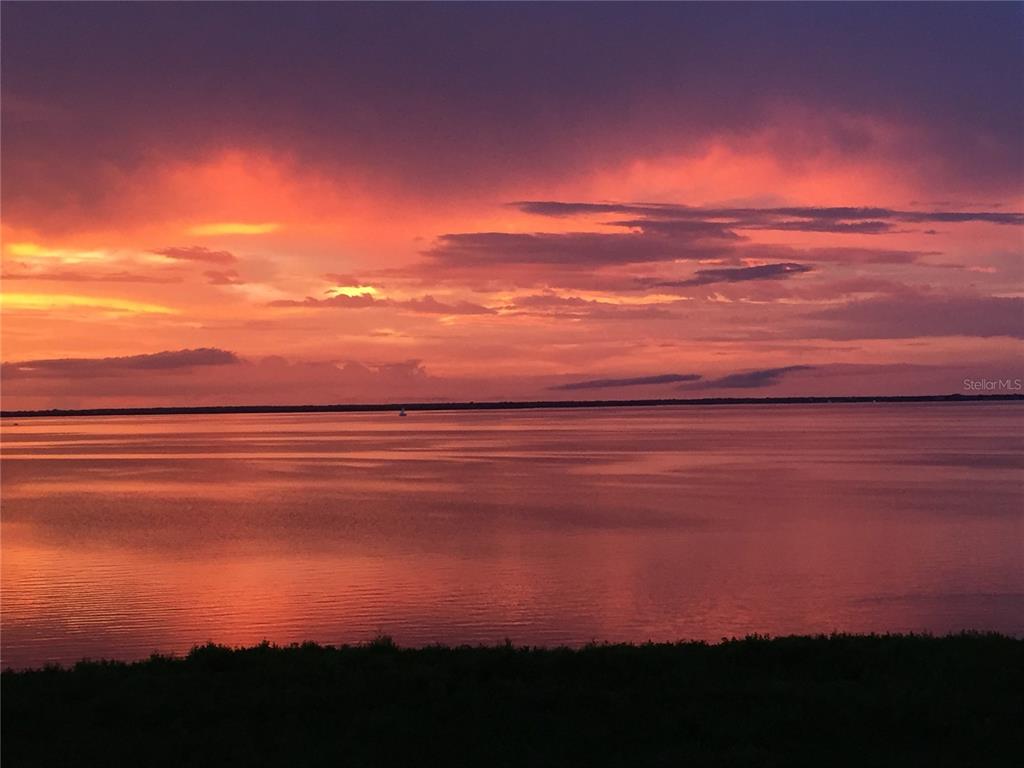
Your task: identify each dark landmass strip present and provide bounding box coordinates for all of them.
[3,634,1022,767]
[2,393,1022,419]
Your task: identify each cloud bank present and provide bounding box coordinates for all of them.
[550,373,702,391]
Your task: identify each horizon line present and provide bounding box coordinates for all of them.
[2,393,1022,419]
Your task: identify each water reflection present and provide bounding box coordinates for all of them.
[2,404,1022,668]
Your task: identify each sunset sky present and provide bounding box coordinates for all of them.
[2,3,1021,409]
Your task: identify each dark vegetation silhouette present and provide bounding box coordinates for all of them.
[1,393,1021,419]
[3,633,1021,766]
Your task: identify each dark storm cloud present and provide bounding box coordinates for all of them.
[646,263,812,288]
[2,348,240,379]
[746,220,895,234]
[684,366,816,390]
[418,201,990,280]
[152,246,237,265]
[608,220,745,239]
[424,231,736,267]
[521,202,1024,234]
[419,227,926,278]
[4,3,1022,226]
[550,373,702,391]
[753,207,1023,225]
[775,247,928,265]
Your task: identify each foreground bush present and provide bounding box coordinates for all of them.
[3,633,1022,767]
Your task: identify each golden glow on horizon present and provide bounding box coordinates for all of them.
[1,142,1020,407]
[0,293,177,315]
[188,222,281,236]
[6,242,108,263]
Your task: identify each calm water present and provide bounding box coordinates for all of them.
[2,404,1022,669]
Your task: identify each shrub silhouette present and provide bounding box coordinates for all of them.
[3,633,1022,767]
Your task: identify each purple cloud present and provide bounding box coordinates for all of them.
[204,269,245,285]
[152,246,237,265]
[424,231,734,267]
[550,373,702,391]
[518,201,1024,232]
[683,365,816,390]
[807,294,1024,339]
[2,348,240,379]
[646,263,812,288]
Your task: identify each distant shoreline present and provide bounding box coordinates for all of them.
[2,393,1021,419]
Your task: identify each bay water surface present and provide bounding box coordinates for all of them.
[2,403,1022,669]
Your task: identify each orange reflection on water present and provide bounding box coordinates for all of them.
[2,405,1023,668]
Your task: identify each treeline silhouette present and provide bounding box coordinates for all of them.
[4,633,1021,766]
[2,393,1021,419]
